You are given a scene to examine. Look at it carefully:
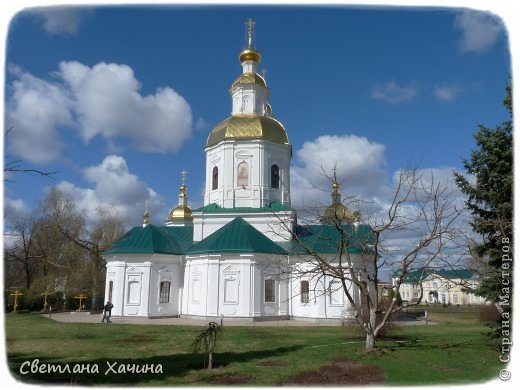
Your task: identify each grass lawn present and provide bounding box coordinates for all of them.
[5,312,504,386]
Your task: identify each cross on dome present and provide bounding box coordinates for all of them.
[181,169,188,186]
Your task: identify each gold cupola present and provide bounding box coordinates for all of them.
[165,170,194,226]
[321,168,354,224]
[205,18,289,149]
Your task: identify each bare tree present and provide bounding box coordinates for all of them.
[39,189,125,311]
[4,128,58,181]
[278,168,466,350]
[4,218,43,289]
[4,188,125,311]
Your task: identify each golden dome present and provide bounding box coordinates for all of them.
[230,72,267,92]
[239,48,261,63]
[322,204,354,223]
[166,205,193,222]
[206,115,289,148]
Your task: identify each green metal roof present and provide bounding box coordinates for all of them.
[280,224,375,254]
[103,225,193,255]
[188,217,287,255]
[396,268,475,283]
[193,202,294,213]
[104,220,374,257]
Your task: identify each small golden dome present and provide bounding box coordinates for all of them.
[166,205,193,222]
[206,115,289,148]
[322,204,354,223]
[231,72,267,92]
[239,48,261,63]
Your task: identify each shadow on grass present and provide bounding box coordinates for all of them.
[8,345,304,386]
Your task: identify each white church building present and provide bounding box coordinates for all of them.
[103,19,371,322]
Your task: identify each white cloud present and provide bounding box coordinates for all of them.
[29,7,90,35]
[59,61,193,153]
[371,80,417,104]
[194,118,208,132]
[454,10,502,53]
[290,134,387,210]
[434,84,464,102]
[5,61,194,163]
[4,197,31,226]
[55,155,164,227]
[5,65,72,164]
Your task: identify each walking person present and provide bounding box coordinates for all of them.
[101,301,114,323]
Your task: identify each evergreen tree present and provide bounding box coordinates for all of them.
[454,84,512,308]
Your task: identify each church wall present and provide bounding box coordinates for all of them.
[104,260,126,317]
[147,255,183,317]
[254,255,289,317]
[193,211,295,242]
[104,254,185,318]
[288,255,358,320]
[183,253,290,319]
[183,254,255,318]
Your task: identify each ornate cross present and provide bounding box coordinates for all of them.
[181,169,188,185]
[246,18,255,48]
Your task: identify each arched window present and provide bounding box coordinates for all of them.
[271,164,280,189]
[212,166,218,190]
[242,95,250,113]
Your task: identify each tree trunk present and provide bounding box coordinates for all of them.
[365,307,378,350]
[208,351,213,370]
[91,263,98,312]
[366,332,376,350]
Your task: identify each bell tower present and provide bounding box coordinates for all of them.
[203,18,292,209]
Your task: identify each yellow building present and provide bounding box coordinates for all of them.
[394,269,486,306]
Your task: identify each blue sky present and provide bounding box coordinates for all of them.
[3,3,512,229]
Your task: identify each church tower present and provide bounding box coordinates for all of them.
[203,18,292,208]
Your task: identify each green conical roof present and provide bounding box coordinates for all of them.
[188,217,287,255]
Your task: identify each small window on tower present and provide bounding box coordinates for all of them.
[271,164,280,189]
[212,167,218,190]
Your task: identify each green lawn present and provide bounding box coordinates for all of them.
[5,312,504,386]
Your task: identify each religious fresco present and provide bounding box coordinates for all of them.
[237,162,249,187]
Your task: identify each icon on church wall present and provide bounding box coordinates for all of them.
[238,162,249,187]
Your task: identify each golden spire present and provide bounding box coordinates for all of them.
[239,18,261,63]
[331,167,341,205]
[166,169,193,223]
[246,17,255,48]
[143,201,150,227]
[179,169,188,199]
[321,167,354,224]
